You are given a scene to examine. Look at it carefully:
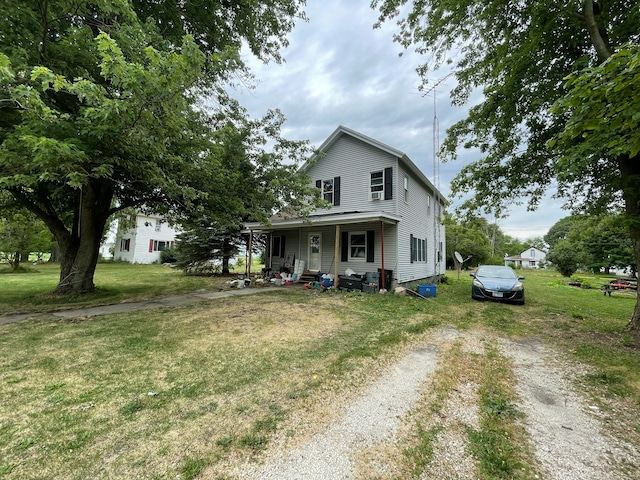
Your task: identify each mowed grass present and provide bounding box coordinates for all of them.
[0,265,639,479]
[0,262,256,315]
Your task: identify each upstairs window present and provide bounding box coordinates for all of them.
[530,249,536,257]
[403,176,409,203]
[371,167,393,200]
[315,177,340,206]
[370,171,384,196]
[322,179,334,203]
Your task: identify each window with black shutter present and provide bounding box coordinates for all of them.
[316,177,340,205]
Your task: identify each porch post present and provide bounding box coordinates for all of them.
[380,221,385,290]
[334,224,340,282]
[247,229,253,276]
[268,232,273,269]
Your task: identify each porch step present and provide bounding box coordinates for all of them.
[297,271,318,283]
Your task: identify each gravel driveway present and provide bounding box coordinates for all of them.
[226,328,640,479]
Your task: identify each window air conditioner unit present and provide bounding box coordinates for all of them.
[371,191,382,200]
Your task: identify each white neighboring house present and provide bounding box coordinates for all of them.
[504,246,547,269]
[99,221,117,260]
[113,213,180,264]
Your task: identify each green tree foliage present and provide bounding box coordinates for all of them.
[445,214,491,267]
[174,224,241,275]
[174,116,318,273]
[544,216,589,250]
[582,216,634,275]
[446,214,528,267]
[546,239,587,277]
[372,0,640,337]
[0,1,314,294]
[546,214,634,275]
[0,209,52,271]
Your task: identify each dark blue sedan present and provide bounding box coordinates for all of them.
[470,265,525,305]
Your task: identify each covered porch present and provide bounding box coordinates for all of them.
[244,211,400,290]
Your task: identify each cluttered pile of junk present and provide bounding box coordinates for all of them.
[303,268,386,293]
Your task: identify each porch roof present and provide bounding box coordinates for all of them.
[243,210,402,233]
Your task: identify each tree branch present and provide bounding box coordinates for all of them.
[583,0,611,62]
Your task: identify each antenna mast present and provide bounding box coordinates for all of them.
[422,72,454,283]
[422,72,453,190]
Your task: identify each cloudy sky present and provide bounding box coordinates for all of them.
[231,1,565,241]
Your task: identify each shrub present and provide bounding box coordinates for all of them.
[160,246,178,263]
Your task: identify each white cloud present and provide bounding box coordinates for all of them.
[228,2,565,240]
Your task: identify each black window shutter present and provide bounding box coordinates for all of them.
[410,234,414,263]
[280,235,286,258]
[316,179,321,190]
[341,231,348,262]
[384,167,393,200]
[366,230,375,263]
[334,176,341,206]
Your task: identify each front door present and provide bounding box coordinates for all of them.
[308,233,322,271]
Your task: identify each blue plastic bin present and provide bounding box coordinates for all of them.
[417,284,436,297]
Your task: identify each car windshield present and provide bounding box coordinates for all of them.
[477,266,516,279]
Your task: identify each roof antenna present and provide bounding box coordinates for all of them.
[422,72,454,190]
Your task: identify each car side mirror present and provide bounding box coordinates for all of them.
[469,273,475,278]
[518,276,525,280]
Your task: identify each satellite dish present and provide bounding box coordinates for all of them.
[454,251,472,279]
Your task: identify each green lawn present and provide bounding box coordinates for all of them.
[0,265,638,479]
[0,262,261,315]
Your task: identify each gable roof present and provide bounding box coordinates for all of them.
[302,125,447,203]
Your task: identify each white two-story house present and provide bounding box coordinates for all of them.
[113,212,179,264]
[244,125,447,289]
[504,246,547,269]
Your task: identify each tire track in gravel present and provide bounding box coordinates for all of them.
[234,329,459,480]
[501,337,640,480]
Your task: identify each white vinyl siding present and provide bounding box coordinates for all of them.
[114,214,179,264]
[395,164,445,283]
[307,136,398,215]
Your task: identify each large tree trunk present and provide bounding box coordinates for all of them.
[222,237,232,274]
[49,244,60,263]
[628,224,640,341]
[10,252,20,271]
[620,155,640,342]
[46,180,114,294]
